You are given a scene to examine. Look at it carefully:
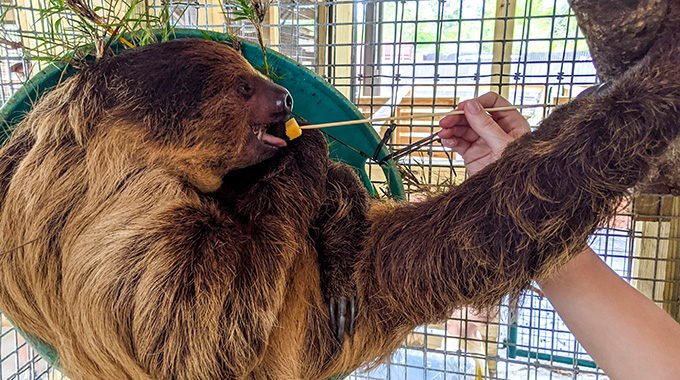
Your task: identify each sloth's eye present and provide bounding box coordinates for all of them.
[237,82,254,99]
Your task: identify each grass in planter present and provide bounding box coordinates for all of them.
[214,0,275,76]
[0,0,278,76]
[0,0,282,84]
[0,0,176,68]
[229,0,273,76]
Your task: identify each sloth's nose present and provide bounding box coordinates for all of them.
[277,89,293,115]
[265,82,293,122]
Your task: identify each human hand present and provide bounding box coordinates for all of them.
[438,92,531,176]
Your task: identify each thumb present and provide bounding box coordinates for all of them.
[463,99,512,152]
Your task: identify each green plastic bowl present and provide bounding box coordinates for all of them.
[0,28,404,373]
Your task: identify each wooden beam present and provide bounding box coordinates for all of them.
[330,1,354,99]
[315,1,328,78]
[197,0,227,32]
[664,197,680,320]
[15,0,45,56]
[1,0,16,24]
[491,0,516,99]
[633,219,670,308]
[361,1,378,97]
[266,2,279,52]
[633,195,680,320]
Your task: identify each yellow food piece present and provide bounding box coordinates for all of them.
[285,118,302,140]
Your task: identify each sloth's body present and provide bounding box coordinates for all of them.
[0,37,679,380]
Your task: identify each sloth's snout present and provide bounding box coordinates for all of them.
[278,89,293,116]
[267,84,293,122]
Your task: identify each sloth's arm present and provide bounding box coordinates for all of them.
[121,131,333,378]
[125,198,296,379]
[353,43,680,335]
[312,161,369,341]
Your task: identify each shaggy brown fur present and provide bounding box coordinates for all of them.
[0,35,680,380]
[570,0,680,195]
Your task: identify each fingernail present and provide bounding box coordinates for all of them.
[441,138,456,147]
[466,99,481,114]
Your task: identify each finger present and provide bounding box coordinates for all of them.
[476,91,513,109]
[462,99,512,153]
[497,111,531,136]
[438,125,479,141]
[453,125,480,141]
[476,92,530,135]
[439,113,466,129]
[439,103,466,129]
[437,128,456,140]
[441,137,471,154]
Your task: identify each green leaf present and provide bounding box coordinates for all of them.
[200,30,212,41]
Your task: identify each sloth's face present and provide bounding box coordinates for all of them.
[161,41,296,174]
[65,38,296,191]
[235,70,293,164]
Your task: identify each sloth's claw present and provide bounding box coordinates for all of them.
[349,297,355,334]
[329,300,337,333]
[329,297,356,342]
[337,298,346,341]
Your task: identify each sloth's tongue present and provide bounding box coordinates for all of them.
[261,132,287,147]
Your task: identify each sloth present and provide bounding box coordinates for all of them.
[569,0,680,195]
[0,35,679,380]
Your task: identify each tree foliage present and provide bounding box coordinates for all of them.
[379,0,587,56]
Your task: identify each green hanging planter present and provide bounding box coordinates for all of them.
[0,28,404,375]
[0,29,404,199]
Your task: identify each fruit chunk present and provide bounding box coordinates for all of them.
[285,118,302,140]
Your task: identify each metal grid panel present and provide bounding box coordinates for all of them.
[0,316,64,380]
[0,1,678,379]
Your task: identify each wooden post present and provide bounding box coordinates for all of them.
[14,0,50,59]
[266,2,279,52]
[330,1,354,99]
[633,218,670,307]
[664,197,680,320]
[1,0,15,24]
[198,0,228,32]
[361,1,378,97]
[491,0,516,99]
[633,196,680,319]
[316,1,328,78]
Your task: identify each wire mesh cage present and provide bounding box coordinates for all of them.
[0,0,679,379]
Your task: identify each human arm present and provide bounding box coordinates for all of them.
[539,248,680,380]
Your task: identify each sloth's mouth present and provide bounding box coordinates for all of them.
[252,122,287,148]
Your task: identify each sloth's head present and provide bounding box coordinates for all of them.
[27,38,294,192]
